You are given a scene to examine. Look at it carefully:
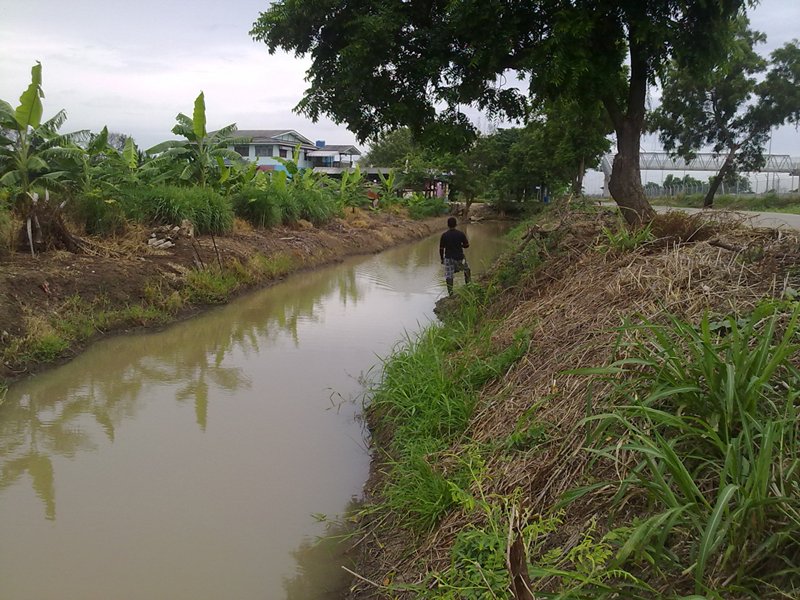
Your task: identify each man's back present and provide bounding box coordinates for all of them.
[440,228,469,260]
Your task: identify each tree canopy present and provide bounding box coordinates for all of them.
[652,19,800,206]
[253,0,750,224]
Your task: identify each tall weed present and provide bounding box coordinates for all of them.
[572,301,800,596]
[123,185,234,234]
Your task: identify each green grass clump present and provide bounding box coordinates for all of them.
[490,235,547,289]
[405,193,448,219]
[184,268,240,304]
[231,184,285,228]
[2,294,177,368]
[571,300,800,597]
[0,193,13,251]
[367,288,530,532]
[123,185,234,234]
[71,189,128,235]
[597,222,654,254]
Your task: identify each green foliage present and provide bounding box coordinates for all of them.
[232,166,342,228]
[652,20,800,205]
[0,62,86,210]
[572,301,800,596]
[405,192,446,219]
[597,222,654,254]
[0,192,11,250]
[368,287,531,533]
[184,268,240,304]
[123,185,234,234]
[145,92,247,189]
[361,128,416,167]
[490,235,547,289]
[72,189,127,235]
[654,193,800,215]
[252,0,747,223]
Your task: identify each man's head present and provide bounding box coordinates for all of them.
[447,217,457,228]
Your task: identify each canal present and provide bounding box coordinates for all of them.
[0,222,512,600]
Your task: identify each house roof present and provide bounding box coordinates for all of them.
[316,144,361,155]
[234,129,317,148]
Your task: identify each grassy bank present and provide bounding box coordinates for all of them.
[652,192,800,214]
[351,203,800,599]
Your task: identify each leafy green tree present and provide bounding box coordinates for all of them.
[711,171,752,193]
[146,92,246,188]
[535,99,612,196]
[0,62,86,253]
[644,181,663,195]
[758,40,800,125]
[652,20,798,207]
[252,0,747,225]
[663,174,703,191]
[361,128,416,167]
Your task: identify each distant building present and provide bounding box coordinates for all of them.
[230,130,360,172]
[307,142,361,168]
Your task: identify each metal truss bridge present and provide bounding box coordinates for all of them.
[599,152,800,177]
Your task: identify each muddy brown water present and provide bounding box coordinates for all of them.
[0,222,512,600]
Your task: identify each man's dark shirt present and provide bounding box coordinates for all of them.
[439,228,469,261]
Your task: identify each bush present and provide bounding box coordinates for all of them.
[122,185,234,234]
[231,184,284,228]
[405,193,447,218]
[292,185,342,224]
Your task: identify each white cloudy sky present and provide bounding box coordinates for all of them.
[1,0,798,190]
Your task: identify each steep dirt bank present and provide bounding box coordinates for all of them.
[0,209,445,384]
[349,206,800,598]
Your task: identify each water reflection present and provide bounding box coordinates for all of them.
[282,502,359,600]
[0,222,512,599]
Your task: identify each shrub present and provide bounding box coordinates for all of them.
[293,185,341,224]
[231,184,285,228]
[405,193,447,218]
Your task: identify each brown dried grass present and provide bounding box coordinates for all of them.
[351,210,800,597]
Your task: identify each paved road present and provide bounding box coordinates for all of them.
[600,202,800,231]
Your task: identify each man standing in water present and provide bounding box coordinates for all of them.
[439,216,471,296]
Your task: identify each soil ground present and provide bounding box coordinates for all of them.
[0,208,459,383]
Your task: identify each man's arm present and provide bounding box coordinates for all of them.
[439,235,445,263]
[461,232,469,249]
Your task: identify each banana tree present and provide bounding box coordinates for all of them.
[338,164,368,212]
[377,169,399,203]
[0,62,86,254]
[146,92,247,188]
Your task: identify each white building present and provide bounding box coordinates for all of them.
[231,129,361,172]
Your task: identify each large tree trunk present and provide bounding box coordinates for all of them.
[704,148,737,207]
[603,34,656,227]
[608,119,656,226]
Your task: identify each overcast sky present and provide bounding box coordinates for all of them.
[1,0,798,179]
